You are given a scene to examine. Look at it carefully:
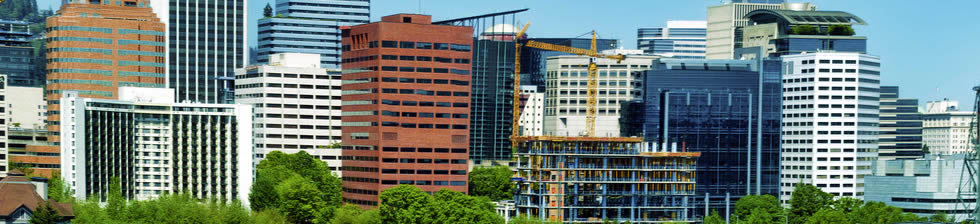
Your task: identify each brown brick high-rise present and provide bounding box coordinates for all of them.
[340,14,472,207]
[15,0,165,177]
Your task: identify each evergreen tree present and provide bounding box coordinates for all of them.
[29,201,62,224]
[264,3,273,18]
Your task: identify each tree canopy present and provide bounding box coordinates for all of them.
[733,183,930,224]
[29,201,61,224]
[379,185,503,224]
[249,151,343,223]
[468,166,515,201]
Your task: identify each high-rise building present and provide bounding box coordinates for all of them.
[865,154,975,221]
[637,21,706,59]
[340,14,472,207]
[779,52,881,202]
[60,87,253,203]
[621,58,782,218]
[154,0,247,104]
[36,0,166,177]
[513,136,700,223]
[741,9,867,57]
[922,100,976,155]
[542,50,656,137]
[0,20,38,87]
[520,38,617,89]
[878,86,923,160]
[235,53,343,175]
[706,0,814,59]
[6,86,46,130]
[257,0,370,69]
[0,75,7,177]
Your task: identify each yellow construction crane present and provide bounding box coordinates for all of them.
[511,22,624,140]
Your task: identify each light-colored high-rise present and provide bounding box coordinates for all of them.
[706,1,815,59]
[638,20,706,59]
[0,75,7,177]
[779,52,881,202]
[60,87,253,203]
[234,53,343,174]
[922,100,976,155]
[6,86,45,130]
[542,49,656,137]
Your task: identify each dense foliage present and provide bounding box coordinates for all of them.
[790,25,820,35]
[733,183,929,224]
[249,151,343,223]
[379,185,503,224]
[29,201,61,224]
[0,0,45,22]
[468,166,515,201]
[828,24,855,36]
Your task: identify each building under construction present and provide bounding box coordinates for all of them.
[513,136,700,223]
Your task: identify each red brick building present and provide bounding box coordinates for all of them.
[340,14,473,207]
[15,0,165,177]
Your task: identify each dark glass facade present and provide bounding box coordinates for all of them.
[468,37,516,162]
[878,86,923,159]
[623,58,782,218]
[0,20,38,87]
[168,0,247,104]
[520,38,617,89]
[774,38,866,56]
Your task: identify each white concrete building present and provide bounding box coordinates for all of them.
[234,53,343,174]
[60,87,253,204]
[543,51,657,137]
[0,75,7,177]
[706,1,815,59]
[519,86,543,136]
[779,52,881,203]
[865,154,975,221]
[6,86,45,130]
[637,20,706,59]
[922,100,976,155]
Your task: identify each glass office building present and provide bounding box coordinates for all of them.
[161,0,247,104]
[637,21,706,59]
[257,0,370,69]
[878,86,923,160]
[623,58,782,218]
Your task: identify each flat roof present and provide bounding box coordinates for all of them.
[745,9,867,26]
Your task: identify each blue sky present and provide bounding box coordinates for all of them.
[39,0,980,109]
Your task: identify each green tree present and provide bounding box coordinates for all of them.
[704,210,724,224]
[429,189,504,224]
[508,215,561,224]
[790,25,820,35]
[263,3,273,18]
[923,144,931,154]
[735,194,782,222]
[46,173,73,203]
[250,166,294,211]
[789,184,833,224]
[930,212,952,223]
[848,201,923,224]
[469,166,514,201]
[804,209,848,224]
[827,24,855,36]
[831,197,862,213]
[254,209,289,224]
[105,177,125,219]
[379,185,433,224]
[29,201,62,224]
[354,209,382,224]
[330,204,364,224]
[276,175,329,224]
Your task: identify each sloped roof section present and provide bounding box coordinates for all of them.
[0,170,74,219]
[745,9,867,26]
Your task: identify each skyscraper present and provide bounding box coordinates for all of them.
[156,0,247,103]
[740,9,867,58]
[235,53,344,175]
[340,14,472,207]
[34,0,166,177]
[877,86,923,160]
[623,58,782,218]
[705,0,813,59]
[257,0,370,69]
[779,52,881,202]
[637,21,706,59]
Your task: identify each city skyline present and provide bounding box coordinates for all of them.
[35,0,978,111]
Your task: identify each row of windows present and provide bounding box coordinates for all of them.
[258,104,341,110]
[119,71,165,78]
[236,83,341,90]
[380,158,467,165]
[257,114,340,120]
[801,59,857,65]
[236,72,341,80]
[378,41,471,52]
[259,123,341,130]
[261,134,340,140]
[345,66,470,75]
[345,88,469,97]
[378,111,468,119]
[48,79,113,86]
[379,100,468,108]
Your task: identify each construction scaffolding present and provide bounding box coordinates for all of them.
[513,136,700,223]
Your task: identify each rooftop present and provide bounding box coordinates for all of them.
[745,9,867,26]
